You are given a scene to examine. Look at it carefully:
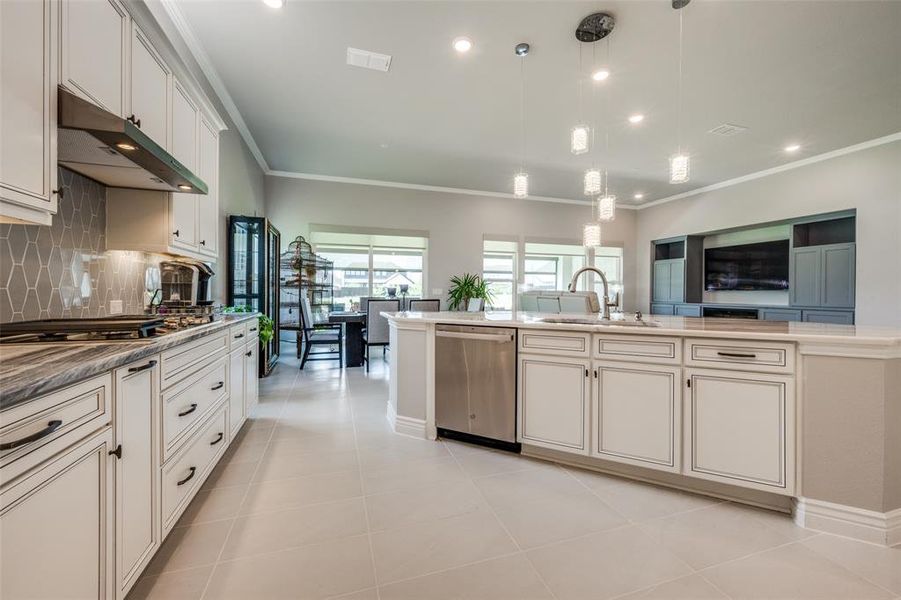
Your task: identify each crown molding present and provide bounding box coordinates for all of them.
[265,170,639,209]
[157,0,270,172]
[637,132,901,211]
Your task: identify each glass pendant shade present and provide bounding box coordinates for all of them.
[571,125,590,155]
[513,172,529,198]
[583,169,602,195]
[582,222,602,248]
[597,195,616,221]
[670,153,690,184]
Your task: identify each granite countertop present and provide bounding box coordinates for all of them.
[0,314,260,411]
[384,311,901,347]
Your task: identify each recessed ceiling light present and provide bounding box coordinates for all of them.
[633,193,644,200]
[262,0,284,7]
[178,184,192,191]
[591,69,610,82]
[628,114,644,124]
[784,143,801,153]
[453,37,473,53]
[115,142,137,151]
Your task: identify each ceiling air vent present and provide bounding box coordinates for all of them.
[708,123,748,136]
[346,47,392,72]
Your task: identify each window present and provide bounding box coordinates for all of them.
[482,240,517,310]
[593,247,624,304]
[312,230,428,310]
[523,242,586,292]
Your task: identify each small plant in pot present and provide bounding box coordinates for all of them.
[447,273,495,311]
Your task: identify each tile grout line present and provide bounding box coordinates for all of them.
[348,370,383,600]
[445,440,561,600]
[196,367,293,600]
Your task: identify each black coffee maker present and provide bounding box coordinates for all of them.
[159,260,214,306]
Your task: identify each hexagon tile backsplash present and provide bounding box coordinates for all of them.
[0,168,164,323]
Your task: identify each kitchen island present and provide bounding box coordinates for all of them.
[385,310,901,546]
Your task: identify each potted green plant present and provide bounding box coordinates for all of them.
[447,273,495,311]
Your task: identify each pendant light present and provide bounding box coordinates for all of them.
[582,220,602,248]
[513,43,530,198]
[571,45,590,155]
[670,1,690,184]
[584,169,601,195]
[598,193,616,221]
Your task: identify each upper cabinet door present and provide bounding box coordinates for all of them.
[820,243,855,308]
[170,79,199,170]
[0,0,58,221]
[196,117,219,258]
[129,23,170,150]
[790,247,821,307]
[652,261,671,303]
[61,0,128,116]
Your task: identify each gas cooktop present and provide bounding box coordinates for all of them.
[0,313,217,344]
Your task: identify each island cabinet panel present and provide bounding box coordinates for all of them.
[113,357,161,599]
[592,362,682,473]
[685,368,795,494]
[518,355,590,454]
[0,426,115,600]
[60,0,128,116]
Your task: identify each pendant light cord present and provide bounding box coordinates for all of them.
[677,9,684,154]
[604,37,611,197]
[520,55,525,172]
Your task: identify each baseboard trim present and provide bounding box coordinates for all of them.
[387,404,427,439]
[793,497,901,546]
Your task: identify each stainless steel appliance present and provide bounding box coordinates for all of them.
[160,260,213,306]
[57,87,208,194]
[435,324,518,451]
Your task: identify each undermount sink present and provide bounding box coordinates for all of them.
[537,317,662,328]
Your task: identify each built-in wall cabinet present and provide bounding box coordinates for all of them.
[0,0,59,225]
[0,0,224,263]
[650,214,855,325]
[519,330,796,496]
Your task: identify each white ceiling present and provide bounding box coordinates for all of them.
[174,0,901,205]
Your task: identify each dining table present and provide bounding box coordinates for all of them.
[327,311,367,368]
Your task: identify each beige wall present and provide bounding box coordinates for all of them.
[264,177,638,310]
[634,141,901,326]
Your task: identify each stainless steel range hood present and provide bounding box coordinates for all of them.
[57,87,207,194]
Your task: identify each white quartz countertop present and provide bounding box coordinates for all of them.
[384,311,901,347]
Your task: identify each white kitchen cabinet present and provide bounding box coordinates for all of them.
[170,78,200,252]
[196,116,220,257]
[1,426,115,599]
[0,0,58,225]
[60,0,128,116]
[592,362,682,472]
[518,355,590,454]
[229,345,247,435]
[245,343,260,415]
[113,357,161,599]
[685,368,795,494]
[129,22,171,149]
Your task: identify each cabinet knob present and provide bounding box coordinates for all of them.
[200,240,206,246]
[173,229,180,238]
[127,114,141,128]
[52,188,65,199]
[109,444,122,459]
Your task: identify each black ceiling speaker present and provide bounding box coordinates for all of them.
[673,0,691,8]
[575,12,615,43]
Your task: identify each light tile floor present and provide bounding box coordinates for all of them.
[129,349,901,600]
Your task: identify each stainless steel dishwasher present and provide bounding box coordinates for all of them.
[435,324,518,451]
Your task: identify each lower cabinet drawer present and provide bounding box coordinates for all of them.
[594,334,681,364]
[685,339,795,374]
[520,331,590,357]
[161,331,228,387]
[1,374,112,484]
[161,406,229,532]
[162,356,228,459]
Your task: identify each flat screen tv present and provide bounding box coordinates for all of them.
[704,240,790,291]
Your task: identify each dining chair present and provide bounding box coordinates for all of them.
[299,296,343,370]
[363,299,400,372]
[409,299,440,312]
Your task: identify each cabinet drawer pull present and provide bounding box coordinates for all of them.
[249,327,258,332]
[178,403,198,417]
[211,381,225,391]
[0,420,63,451]
[246,351,252,357]
[716,351,757,359]
[234,333,245,339]
[210,432,224,446]
[177,467,196,486]
[128,359,157,373]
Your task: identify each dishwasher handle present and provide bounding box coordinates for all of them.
[436,330,514,343]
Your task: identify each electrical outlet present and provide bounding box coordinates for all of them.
[109,300,124,315]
